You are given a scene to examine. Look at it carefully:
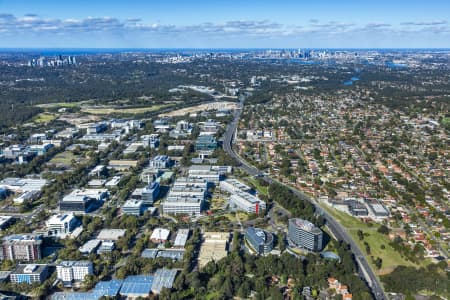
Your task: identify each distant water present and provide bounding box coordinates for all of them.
[386,62,407,68]
[343,76,360,86]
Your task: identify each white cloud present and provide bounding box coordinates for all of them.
[0,13,449,45]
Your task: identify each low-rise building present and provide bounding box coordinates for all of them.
[174,229,189,248]
[141,134,160,148]
[149,155,172,169]
[150,228,170,244]
[28,143,54,156]
[13,190,41,204]
[220,179,252,194]
[120,275,154,299]
[10,264,49,284]
[122,200,144,216]
[151,268,178,294]
[188,165,221,184]
[97,241,115,254]
[97,229,126,241]
[59,189,108,213]
[108,160,138,171]
[195,135,217,151]
[79,239,101,255]
[46,213,78,237]
[141,182,160,205]
[162,177,207,216]
[229,192,266,214]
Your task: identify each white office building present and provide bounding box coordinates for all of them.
[46,213,78,237]
[56,261,93,286]
[229,192,266,214]
[220,179,252,194]
[188,165,221,184]
[162,178,207,216]
[122,200,144,216]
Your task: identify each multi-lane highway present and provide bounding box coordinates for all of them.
[223,94,387,300]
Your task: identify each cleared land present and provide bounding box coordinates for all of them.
[159,101,238,117]
[323,206,418,275]
[36,100,91,108]
[81,104,173,115]
[33,112,58,123]
[48,151,78,167]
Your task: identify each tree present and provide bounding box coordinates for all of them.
[377,225,390,235]
[237,280,251,298]
[357,229,364,240]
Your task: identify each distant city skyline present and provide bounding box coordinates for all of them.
[1,0,450,48]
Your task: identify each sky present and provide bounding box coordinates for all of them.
[1,0,450,48]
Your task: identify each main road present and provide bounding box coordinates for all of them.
[223,94,387,300]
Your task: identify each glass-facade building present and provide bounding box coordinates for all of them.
[288,218,323,252]
[245,227,274,255]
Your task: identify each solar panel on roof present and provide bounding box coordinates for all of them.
[120,276,154,296]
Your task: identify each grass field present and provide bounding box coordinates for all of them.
[81,104,173,115]
[442,117,450,127]
[245,177,269,196]
[36,101,90,108]
[323,206,418,275]
[48,151,78,166]
[33,112,58,123]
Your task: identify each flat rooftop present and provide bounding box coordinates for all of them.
[97,229,126,241]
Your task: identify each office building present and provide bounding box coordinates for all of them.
[59,189,108,213]
[229,192,266,214]
[195,135,217,151]
[220,179,252,194]
[288,218,323,252]
[1,234,42,261]
[150,228,170,244]
[46,213,78,237]
[122,200,144,216]
[245,227,274,255]
[59,194,95,213]
[97,229,126,241]
[97,241,115,254]
[188,165,221,184]
[141,134,160,148]
[28,143,54,156]
[0,177,47,193]
[57,261,93,286]
[149,155,172,169]
[141,182,160,205]
[162,178,207,216]
[10,264,49,284]
[79,239,101,255]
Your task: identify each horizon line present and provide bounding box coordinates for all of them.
[1,47,450,50]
